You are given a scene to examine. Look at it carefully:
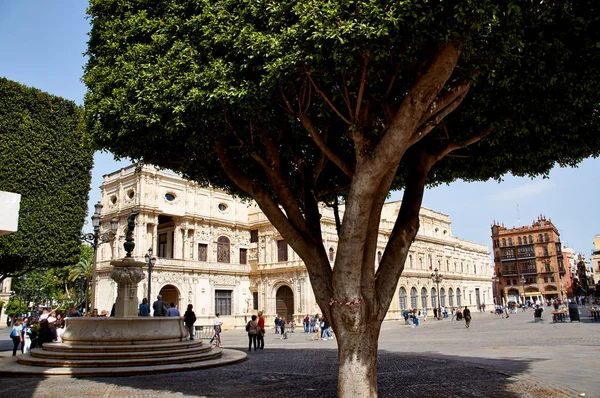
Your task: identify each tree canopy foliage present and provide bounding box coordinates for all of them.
[0,78,94,279]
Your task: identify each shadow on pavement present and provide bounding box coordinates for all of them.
[0,347,575,398]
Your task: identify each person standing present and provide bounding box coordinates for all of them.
[303,314,310,333]
[274,316,280,334]
[280,317,286,340]
[138,298,150,316]
[152,295,168,317]
[184,304,196,340]
[10,317,23,356]
[209,313,223,347]
[246,315,259,351]
[257,311,265,349]
[166,302,180,317]
[463,306,472,328]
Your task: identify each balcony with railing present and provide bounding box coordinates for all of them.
[520,268,538,275]
[503,267,518,276]
[501,254,516,261]
[539,266,555,274]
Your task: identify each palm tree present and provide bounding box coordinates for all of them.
[68,257,93,312]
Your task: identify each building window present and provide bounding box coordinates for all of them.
[218,203,228,211]
[158,233,168,258]
[277,240,288,262]
[430,288,437,308]
[409,255,413,269]
[502,238,506,247]
[543,246,549,256]
[528,235,533,244]
[508,238,513,246]
[428,255,432,269]
[410,287,418,308]
[544,233,549,242]
[440,288,446,307]
[217,236,230,263]
[518,237,522,245]
[253,292,259,310]
[250,229,259,243]
[474,263,477,274]
[449,288,454,307]
[446,259,450,271]
[461,262,464,273]
[215,290,232,315]
[456,288,462,307]
[538,234,543,243]
[240,248,247,264]
[165,193,176,201]
[545,263,551,272]
[198,243,207,261]
[399,287,407,310]
[421,287,428,309]
[329,247,335,262]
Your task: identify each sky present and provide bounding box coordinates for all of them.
[1,2,598,260]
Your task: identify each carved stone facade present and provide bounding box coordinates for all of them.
[96,166,493,329]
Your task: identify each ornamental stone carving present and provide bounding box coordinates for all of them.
[110,266,145,287]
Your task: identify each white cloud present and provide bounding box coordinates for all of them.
[489,180,556,201]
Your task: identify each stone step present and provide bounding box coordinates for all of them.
[0,348,247,377]
[29,343,212,361]
[18,347,222,368]
[42,339,204,353]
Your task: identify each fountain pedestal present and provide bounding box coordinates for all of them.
[110,257,145,317]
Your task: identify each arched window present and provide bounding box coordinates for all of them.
[430,287,437,308]
[399,287,407,310]
[448,288,454,307]
[528,235,533,244]
[502,238,506,247]
[544,233,549,242]
[446,259,450,271]
[217,236,230,263]
[440,288,446,307]
[428,255,433,269]
[518,237,522,245]
[543,246,549,256]
[523,236,527,244]
[410,287,418,308]
[538,234,543,243]
[421,287,428,309]
[409,255,413,269]
[456,288,462,307]
[473,263,477,274]
[508,238,513,246]
[377,251,382,264]
[328,247,335,262]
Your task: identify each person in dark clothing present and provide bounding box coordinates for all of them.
[139,298,150,316]
[38,319,57,347]
[152,294,168,316]
[463,306,472,328]
[184,304,197,340]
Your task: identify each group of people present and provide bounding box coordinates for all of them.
[244,311,265,351]
[402,306,472,328]
[8,305,84,356]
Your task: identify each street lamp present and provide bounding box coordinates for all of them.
[82,202,118,311]
[492,273,500,305]
[520,274,526,305]
[431,268,443,320]
[144,247,157,305]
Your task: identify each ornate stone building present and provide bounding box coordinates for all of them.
[96,166,493,328]
[491,216,571,304]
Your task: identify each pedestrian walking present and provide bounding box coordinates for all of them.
[138,298,150,316]
[280,317,287,339]
[10,317,23,356]
[184,304,196,340]
[152,295,168,317]
[464,306,472,328]
[209,313,223,347]
[245,315,259,351]
[257,311,265,349]
[166,302,180,317]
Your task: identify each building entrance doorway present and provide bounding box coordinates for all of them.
[158,284,180,310]
[276,285,294,322]
[475,288,481,309]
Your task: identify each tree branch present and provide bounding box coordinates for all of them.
[412,91,469,142]
[417,80,472,128]
[298,114,354,178]
[306,71,353,125]
[354,56,369,123]
[435,127,492,161]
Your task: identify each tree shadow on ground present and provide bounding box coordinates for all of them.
[0,347,575,398]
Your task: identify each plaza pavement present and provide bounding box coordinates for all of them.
[0,307,598,397]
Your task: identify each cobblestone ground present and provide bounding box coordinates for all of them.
[0,308,597,397]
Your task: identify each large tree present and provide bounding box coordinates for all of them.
[84,1,599,396]
[0,78,94,281]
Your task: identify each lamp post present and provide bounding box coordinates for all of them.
[520,274,526,305]
[144,247,157,305]
[82,202,118,311]
[431,268,443,320]
[492,273,499,305]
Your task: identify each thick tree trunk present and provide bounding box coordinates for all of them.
[335,317,381,398]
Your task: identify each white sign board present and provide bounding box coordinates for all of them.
[0,191,21,236]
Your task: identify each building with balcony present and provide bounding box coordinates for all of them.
[591,235,600,296]
[491,216,571,304]
[95,165,493,328]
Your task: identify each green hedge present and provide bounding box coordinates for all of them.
[0,78,94,278]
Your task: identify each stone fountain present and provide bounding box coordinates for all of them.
[0,210,246,376]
